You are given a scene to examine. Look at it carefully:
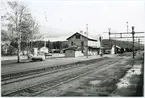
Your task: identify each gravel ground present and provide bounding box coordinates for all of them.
[2,57,117,96]
[2,63,87,94]
[40,55,143,97]
[36,57,130,96]
[2,52,142,97]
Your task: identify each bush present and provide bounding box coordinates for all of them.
[7,45,17,55]
[1,45,17,56]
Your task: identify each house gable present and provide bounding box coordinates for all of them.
[66,32,97,41]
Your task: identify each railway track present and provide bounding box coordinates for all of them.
[2,52,131,82]
[2,58,124,97]
[2,58,109,85]
[2,57,108,82]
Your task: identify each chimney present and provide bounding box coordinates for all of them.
[80,30,83,34]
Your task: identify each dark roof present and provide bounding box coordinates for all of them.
[102,39,137,49]
[88,46,100,49]
[66,32,97,41]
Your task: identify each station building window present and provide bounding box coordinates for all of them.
[76,34,80,39]
[81,41,84,47]
[71,42,73,46]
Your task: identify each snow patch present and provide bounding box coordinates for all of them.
[89,80,101,85]
[116,64,142,89]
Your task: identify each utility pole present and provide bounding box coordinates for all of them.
[127,21,129,33]
[86,24,88,58]
[108,28,111,41]
[108,28,113,52]
[44,11,48,48]
[99,36,103,56]
[127,21,129,48]
[138,39,140,54]
[132,26,135,59]
[114,34,117,54]
[108,28,116,54]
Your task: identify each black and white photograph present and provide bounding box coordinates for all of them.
[1,0,144,97]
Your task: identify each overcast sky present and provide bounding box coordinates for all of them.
[1,0,145,42]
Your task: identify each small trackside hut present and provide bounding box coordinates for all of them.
[64,46,84,57]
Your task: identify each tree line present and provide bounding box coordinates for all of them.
[1,40,68,56]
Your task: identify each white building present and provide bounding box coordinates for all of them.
[65,32,101,57]
[39,46,49,53]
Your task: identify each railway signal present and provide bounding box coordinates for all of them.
[132,26,135,58]
[105,26,144,59]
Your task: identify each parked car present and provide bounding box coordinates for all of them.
[104,50,111,54]
[31,52,45,61]
[45,53,52,56]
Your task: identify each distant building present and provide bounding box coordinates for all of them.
[111,45,121,54]
[39,46,49,53]
[65,32,101,57]
[102,39,133,54]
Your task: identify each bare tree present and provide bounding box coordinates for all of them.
[21,15,40,58]
[6,1,40,62]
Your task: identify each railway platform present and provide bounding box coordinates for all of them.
[1,54,116,75]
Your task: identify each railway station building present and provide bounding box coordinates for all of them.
[64,32,101,57]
